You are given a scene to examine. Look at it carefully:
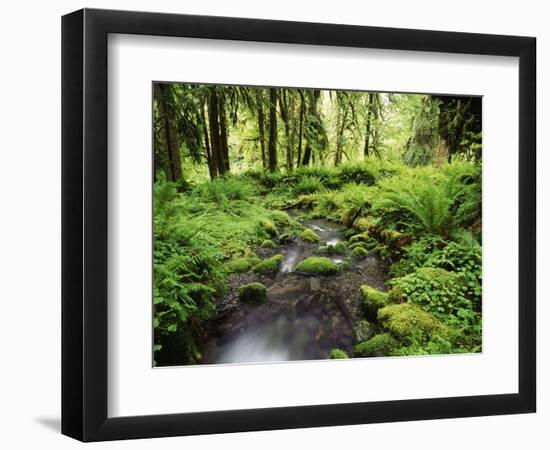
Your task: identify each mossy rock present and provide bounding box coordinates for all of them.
[348,241,368,251]
[278,233,292,244]
[226,256,261,273]
[300,228,320,243]
[353,320,374,342]
[333,241,347,254]
[252,254,283,274]
[295,257,339,275]
[329,348,349,359]
[337,260,350,270]
[355,333,400,357]
[318,245,332,254]
[269,210,291,227]
[260,219,278,237]
[351,246,369,259]
[361,285,391,317]
[354,216,376,232]
[349,232,370,244]
[238,282,267,304]
[260,239,277,249]
[378,303,448,343]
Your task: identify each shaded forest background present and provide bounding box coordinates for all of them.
[153,83,481,182]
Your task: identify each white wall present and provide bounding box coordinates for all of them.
[0,0,546,448]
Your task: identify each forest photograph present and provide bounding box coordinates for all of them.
[152,82,482,366]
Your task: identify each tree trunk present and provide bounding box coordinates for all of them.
[364,93,373,158]
[297,90,304,167]
[268,88,278,172]
[208,86,225,176]
[201,103,216,179]
[278,90,293,171]
[155,84,182,181]
[302,90,320,166]
[218,92,231,173]
[257,92,267,169]
[335,106,348,166]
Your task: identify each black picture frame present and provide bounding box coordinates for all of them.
[62,8,536,442]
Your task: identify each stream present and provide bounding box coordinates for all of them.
[201,216,388,365]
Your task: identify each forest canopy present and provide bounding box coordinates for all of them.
[152,82,482,366]
[153,83,482,182]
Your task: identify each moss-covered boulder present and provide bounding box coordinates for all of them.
[260,219,278,237]
[351,246,369,259]
[278,233,292,244]
[300,228,320,243]
[354,216,376,232]
[252,254,283,274]
[238,282,267,304]
[329,348,349,359]
[349,232,370,244]
[295,257,339,275]
[260,239,277,249]
[361,285,391,317]
[334,241,347,254]
[226,256,261,273]
[318,245,332,254]
[355,333,400,357]
[378,303,448,343]
[270,210,291,227]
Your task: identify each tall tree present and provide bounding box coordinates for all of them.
[256,90,267,169]
[302,89,326,166]
[334,92,351,166]
[218,90,231,172]
[278,90,293,171]
[154,83,183,181]
[268,88,278,172]
[208,86,226,176]
[200,103,217,179]
[297,90,305,167]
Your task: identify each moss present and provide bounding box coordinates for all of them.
[349,232,370,243]
[260,239,277,249]
[360,285,391,317]
[348,241,367,250]
[355,333,400,357]
[238,282,267,304]
[378,303,448,343]
[353,320,373,342]
[300,228,320,243]
[252,254,283,274]
[226,256,261,273]
[351,246,369,259]
[329,348,349,359]
[334,241,348,254]
[295,257,339,275]
[260,219,278,237]
[269,210,291,227]
[278,233,292,244]
[337,260,350,270]
[318,245,332,254]
[354,216,376,232]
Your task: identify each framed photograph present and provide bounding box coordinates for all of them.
[62,8,536,442]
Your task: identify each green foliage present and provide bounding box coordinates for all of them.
[192,177,257,203]
[300,228,320,243]
[238,282,267,304]
[295,257,339,275]
[294,175,325,195]
[372,166,478,238]
[353,320,374,342]
[329,348,349,359]
[355,333,400,357]
[403,96,439,166]
[390,267,471,318]
[252,254,284,274]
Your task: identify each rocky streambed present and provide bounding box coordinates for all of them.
[202,217,388,364]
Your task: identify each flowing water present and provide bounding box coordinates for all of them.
[202,216,386,365]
